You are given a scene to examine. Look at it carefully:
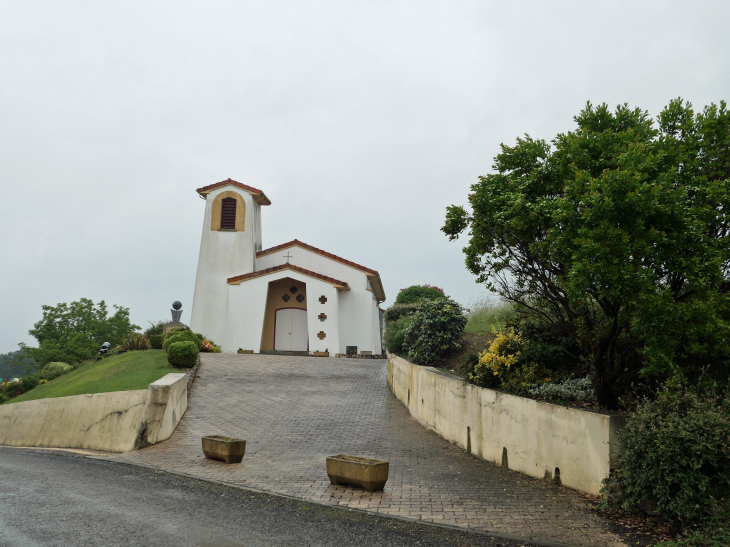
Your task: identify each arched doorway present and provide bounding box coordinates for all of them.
[260,277,308,352]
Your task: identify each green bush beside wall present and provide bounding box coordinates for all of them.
[167,341,199,368]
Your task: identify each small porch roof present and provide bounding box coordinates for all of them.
[227,263,350,291]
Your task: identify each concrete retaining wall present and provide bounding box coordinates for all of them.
[387,354,627,495]
[0,373,188,453]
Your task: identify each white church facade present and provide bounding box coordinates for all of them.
[189,179,386,355]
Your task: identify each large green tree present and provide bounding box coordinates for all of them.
[443,100,730,409]
[21,298,139,365]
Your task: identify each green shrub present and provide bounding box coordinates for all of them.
[163,329,200,352]
[384,316,412,355]
[395,285,446,305]
[656,521,730,547]
[383,303,420,322]
[149,334,163,349]
[499,362,552,395]
[41,362,73,381]
[529,377,595,402]
[403,298,467,364]
[167,341,199,368]
[611,389,730,525]
[1,374,42,401]
[144,320,166,337]
[505,303,585,377]
[458,353,482,380]
[1,380,24,399]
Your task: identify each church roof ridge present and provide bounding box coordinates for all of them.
[227,264,351,290]
[257,239,378,275]
[196,178,271,205]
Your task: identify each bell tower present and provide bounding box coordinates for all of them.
[190,179,271,339]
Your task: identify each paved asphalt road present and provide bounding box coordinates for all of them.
[0,448,542,547]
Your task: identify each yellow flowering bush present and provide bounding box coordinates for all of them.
[469,328,523,387]
[470,328,551,392]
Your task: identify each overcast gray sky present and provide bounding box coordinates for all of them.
[1,0,728,353]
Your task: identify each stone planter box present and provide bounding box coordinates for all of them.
[326,454,389,491]
[313,351,329,357]
[202,436,246,463]
[237,349,253,354]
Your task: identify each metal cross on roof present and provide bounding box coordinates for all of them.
[283,251,293,263]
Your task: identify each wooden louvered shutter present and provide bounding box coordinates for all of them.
[220,197,236,229]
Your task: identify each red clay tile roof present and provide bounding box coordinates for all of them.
[256,239,386,301]
[257,239,378,275]
[227,263,351,290]
[196,178,271,205]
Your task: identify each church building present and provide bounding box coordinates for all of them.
[190,179,386,355]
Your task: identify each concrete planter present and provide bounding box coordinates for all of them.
[313,351,329,357]
[202,436,246,463]
[326,455,389,491]
[237,349,254,354]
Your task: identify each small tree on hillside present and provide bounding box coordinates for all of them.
[442,100,730,409]
[21,298,139,365]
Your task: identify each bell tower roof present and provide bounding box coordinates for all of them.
[196,178,271,205]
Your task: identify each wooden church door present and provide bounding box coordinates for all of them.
[274,309,308,351]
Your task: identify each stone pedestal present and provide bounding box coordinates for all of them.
[163,322,187,335]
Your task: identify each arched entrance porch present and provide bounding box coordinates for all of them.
[259,277,308,353]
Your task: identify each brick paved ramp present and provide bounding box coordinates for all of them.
[111,355,624,547]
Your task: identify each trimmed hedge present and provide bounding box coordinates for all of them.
[163,329,200,352]
[167,341,199,368]
[41,362,73,381]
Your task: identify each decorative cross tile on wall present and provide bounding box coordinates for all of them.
[318,313,327,322]
[317,331,326,340]
[290,286,298,294]
[282,294,290,302]
[296,294,304,303]
[319,295,327,304]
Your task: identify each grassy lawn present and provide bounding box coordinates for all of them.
[8,350,184,404]
[464,300,513,335]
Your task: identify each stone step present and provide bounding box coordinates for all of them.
[258,350,311,357]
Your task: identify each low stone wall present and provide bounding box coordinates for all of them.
[0,373,187,453]
[387,354,627,495]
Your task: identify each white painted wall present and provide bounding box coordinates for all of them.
[190,194,383,354]
[305,279,340,354]
[190,185,259,340]
[256,246,381,353]
[387,355,628,495]
[223,270,341,354]
[223,275,269,352]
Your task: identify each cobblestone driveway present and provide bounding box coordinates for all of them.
[111,354,624,546]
